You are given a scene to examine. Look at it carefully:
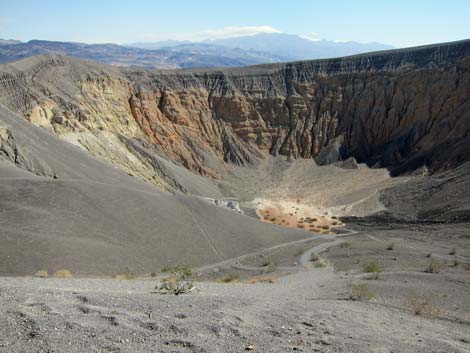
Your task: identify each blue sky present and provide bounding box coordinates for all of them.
[0,0,469,47]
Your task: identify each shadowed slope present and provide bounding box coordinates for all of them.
[0,104,310,276]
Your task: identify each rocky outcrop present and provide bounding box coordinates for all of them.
[0,121,56,177]
[0,40,469,187]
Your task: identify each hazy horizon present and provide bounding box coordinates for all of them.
[1,0,469,48]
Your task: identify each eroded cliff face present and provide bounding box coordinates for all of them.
[0,40,469,189]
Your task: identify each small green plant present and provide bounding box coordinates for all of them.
[386,243,395,251]
[363,261,382,273]
[350,283,374,301]
[363,261,383,279]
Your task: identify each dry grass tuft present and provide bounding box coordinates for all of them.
[53,269,73,278]
[113,272,137,280]
[247,275,276,284]
[35,270,48,278]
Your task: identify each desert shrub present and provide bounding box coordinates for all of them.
[386,243,395,250]
[173,265,192,279]
[461,263,470,271]
[426,253,432,258]
[424,261,443,274]
[340,242,352,249]
[314,261,326,268]
[155,267,194,295]
[321,225,330,230]
[363,261,383,279]
[260,258,272,267]
[297,224,305,229]
[350,283,374,301]
[449,248,457,255]
[310,254,320,262]
[407,296,438,316]
[160,265,192,277]
[161,264,172,273]
[222,271,240,283]
[270,217,277,222]
[363,261,382,273]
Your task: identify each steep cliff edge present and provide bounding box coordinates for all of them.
[0,40,469,186]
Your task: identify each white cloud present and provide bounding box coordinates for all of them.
[141,25,282,42]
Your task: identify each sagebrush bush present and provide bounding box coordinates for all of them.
[424,261,442,274]
[350,283,374,301]
[363,261,383,274]
[222,271,240,283]
[155,267,194,295]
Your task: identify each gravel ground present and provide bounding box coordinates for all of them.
[1,225,469,353]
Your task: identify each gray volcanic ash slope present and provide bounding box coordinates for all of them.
[0,103,310,276]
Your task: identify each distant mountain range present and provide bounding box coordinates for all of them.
[0,33,393,69]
